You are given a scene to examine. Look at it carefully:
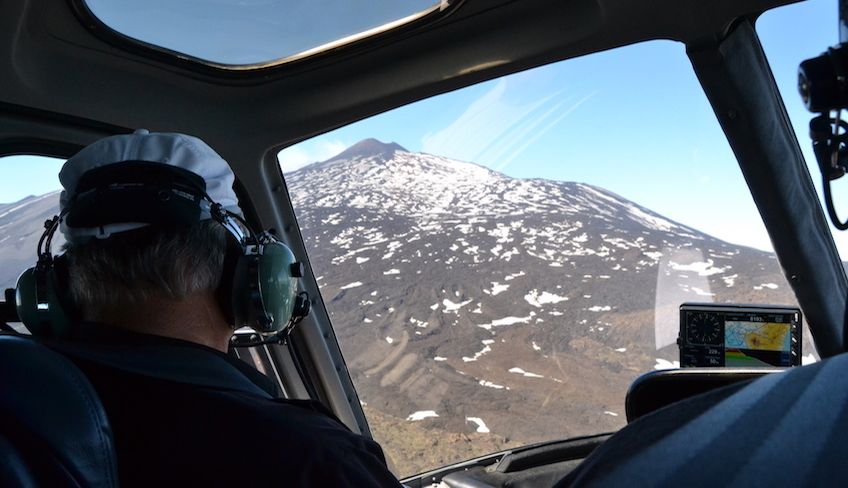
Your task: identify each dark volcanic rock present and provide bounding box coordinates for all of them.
[326,138,407,163]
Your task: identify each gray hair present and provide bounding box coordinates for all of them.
[65,221,227,312]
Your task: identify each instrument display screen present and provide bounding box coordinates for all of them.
[679,303,801,367]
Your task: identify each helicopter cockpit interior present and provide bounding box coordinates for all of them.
[1,0,847,486]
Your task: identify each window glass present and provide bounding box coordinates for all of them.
[0,155,64,291]
[281,39,817,477]
[83,0,442,66]
[758,0,848,260]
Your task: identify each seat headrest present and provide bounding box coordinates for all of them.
[0,334,117,487]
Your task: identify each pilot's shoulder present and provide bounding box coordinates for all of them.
[226,395,401,486]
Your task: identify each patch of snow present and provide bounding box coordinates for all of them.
[409,317,428,328]
[723,274,738,287]
[524,289,569,308]
[385,336,394,344]
[479,380,506,389]
[603,411,619,417]
[615,347,626,352]
[532,342,542,352]
[668,259,729,277]
[340,281,363,290]
[690,287,715,297]
[509,367,544,378]
[477,315,533,330]
[463,343,492,362]
[356,257,370,264]
[753,283,779,290]
[407,410,438,421]
[383,269,400,275]
[484,282,510,296]
[504,271,526,281]
[466,417,490,433]
[434,356,447,361]
[443,298,473,313]
[654,358,680,370]
[587,305,611,312]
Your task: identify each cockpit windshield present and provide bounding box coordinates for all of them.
[279,37,820,477]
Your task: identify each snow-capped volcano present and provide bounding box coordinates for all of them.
[285,139,804,473]
[289,138,691,233]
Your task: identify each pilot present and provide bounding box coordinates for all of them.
[48,130,400,487]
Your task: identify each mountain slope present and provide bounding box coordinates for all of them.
[0,191,63,289]
[286,140,804,474]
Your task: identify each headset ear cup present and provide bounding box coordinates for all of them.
[253,241,298,333]
[14,261,74,337]
[15,267,40,333]
[227,239,299,334]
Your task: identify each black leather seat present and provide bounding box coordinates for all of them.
[0,334,118,487]
[561,352,848,486]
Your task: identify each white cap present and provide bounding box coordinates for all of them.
[59,129,243,242]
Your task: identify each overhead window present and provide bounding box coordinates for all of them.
[81,0,445,67]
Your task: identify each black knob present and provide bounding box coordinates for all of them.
[290,262,304,278]
[799,51,842,113]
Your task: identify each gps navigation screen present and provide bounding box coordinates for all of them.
[679,304,801,368]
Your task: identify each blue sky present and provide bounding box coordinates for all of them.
[2,0,844,256]
[279,0,845,255]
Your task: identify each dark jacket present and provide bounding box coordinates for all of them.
[48,323,400,488]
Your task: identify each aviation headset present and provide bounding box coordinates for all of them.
[14,161,310,343]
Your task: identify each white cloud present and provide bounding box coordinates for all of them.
[278,139,348,173]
